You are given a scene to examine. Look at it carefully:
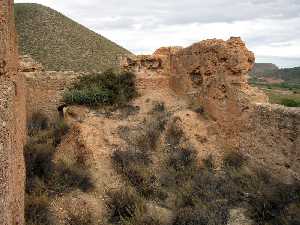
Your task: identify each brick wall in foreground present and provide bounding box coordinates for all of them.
[0,1,26,225]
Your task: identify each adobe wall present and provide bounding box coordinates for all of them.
[0,1,26,225]
[24,71,81,122]
[122,37,300,181]
[168,37,300,180]
[22,36,300,180]
[239,104,300,180]
[24,53,174,123]
[121,47,182,92]
[19,55,81,122]
[169,37,268,124]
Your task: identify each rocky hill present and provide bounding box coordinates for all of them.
[250,63,279,77]
[14,3,132,72]
[250,63,300,84]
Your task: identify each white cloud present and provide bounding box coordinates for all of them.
[14,0,300,67]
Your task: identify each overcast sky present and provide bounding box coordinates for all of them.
[15,0,300,68]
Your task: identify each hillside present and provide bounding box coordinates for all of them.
[250,63,279,78]
[14,3,132,72]
[250,63,300,84]
[279,66,300,83]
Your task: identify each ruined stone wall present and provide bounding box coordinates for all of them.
[122,37,300,180]
[167,37,299,180]
[24,52,175,123]
[239,104,300,181]
[24,71,81,122]
[24,68,170,120]
[121,47,182,92]
[0,1,26,224]
[170,37,267,124]
[168,37,300,180]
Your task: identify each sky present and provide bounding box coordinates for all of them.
[14,0,300,68]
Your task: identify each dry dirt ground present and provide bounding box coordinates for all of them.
[49,81,231,224]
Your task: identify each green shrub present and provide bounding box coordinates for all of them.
[63,70,137,107]
[281,99,300,107]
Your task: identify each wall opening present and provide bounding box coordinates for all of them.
[57,104,67,118]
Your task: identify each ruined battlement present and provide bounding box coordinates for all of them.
[122,37,299,180]
[20,56,82,122]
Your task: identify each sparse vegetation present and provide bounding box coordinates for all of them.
[25,112,94,225]
[25,194,52,225]
[106,187,143,224]
[281,98,300,107]
[249,82,300,107]
[63,70,137,107]
[66,209,94,225]
[110,103,300,225]
[223,151,246,169]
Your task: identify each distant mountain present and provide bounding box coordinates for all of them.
[14,3,133,72]
[250,63,300,84]
[250,63,279,77]
[279,67,300,84]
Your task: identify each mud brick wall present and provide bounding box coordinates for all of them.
[0,1,26,224]
[25,71,81,122]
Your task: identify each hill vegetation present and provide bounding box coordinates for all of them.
[110,105,300,225]
[14,3,132,72]
[280,67,300,84]
[63,70,137,107]
[25,113,94,225]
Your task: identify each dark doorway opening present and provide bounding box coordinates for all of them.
[57,104,67,118]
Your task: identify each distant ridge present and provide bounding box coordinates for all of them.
[250,63,300,84]
[14,3,133,72]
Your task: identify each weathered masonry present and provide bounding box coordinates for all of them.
[0,1,26,224]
